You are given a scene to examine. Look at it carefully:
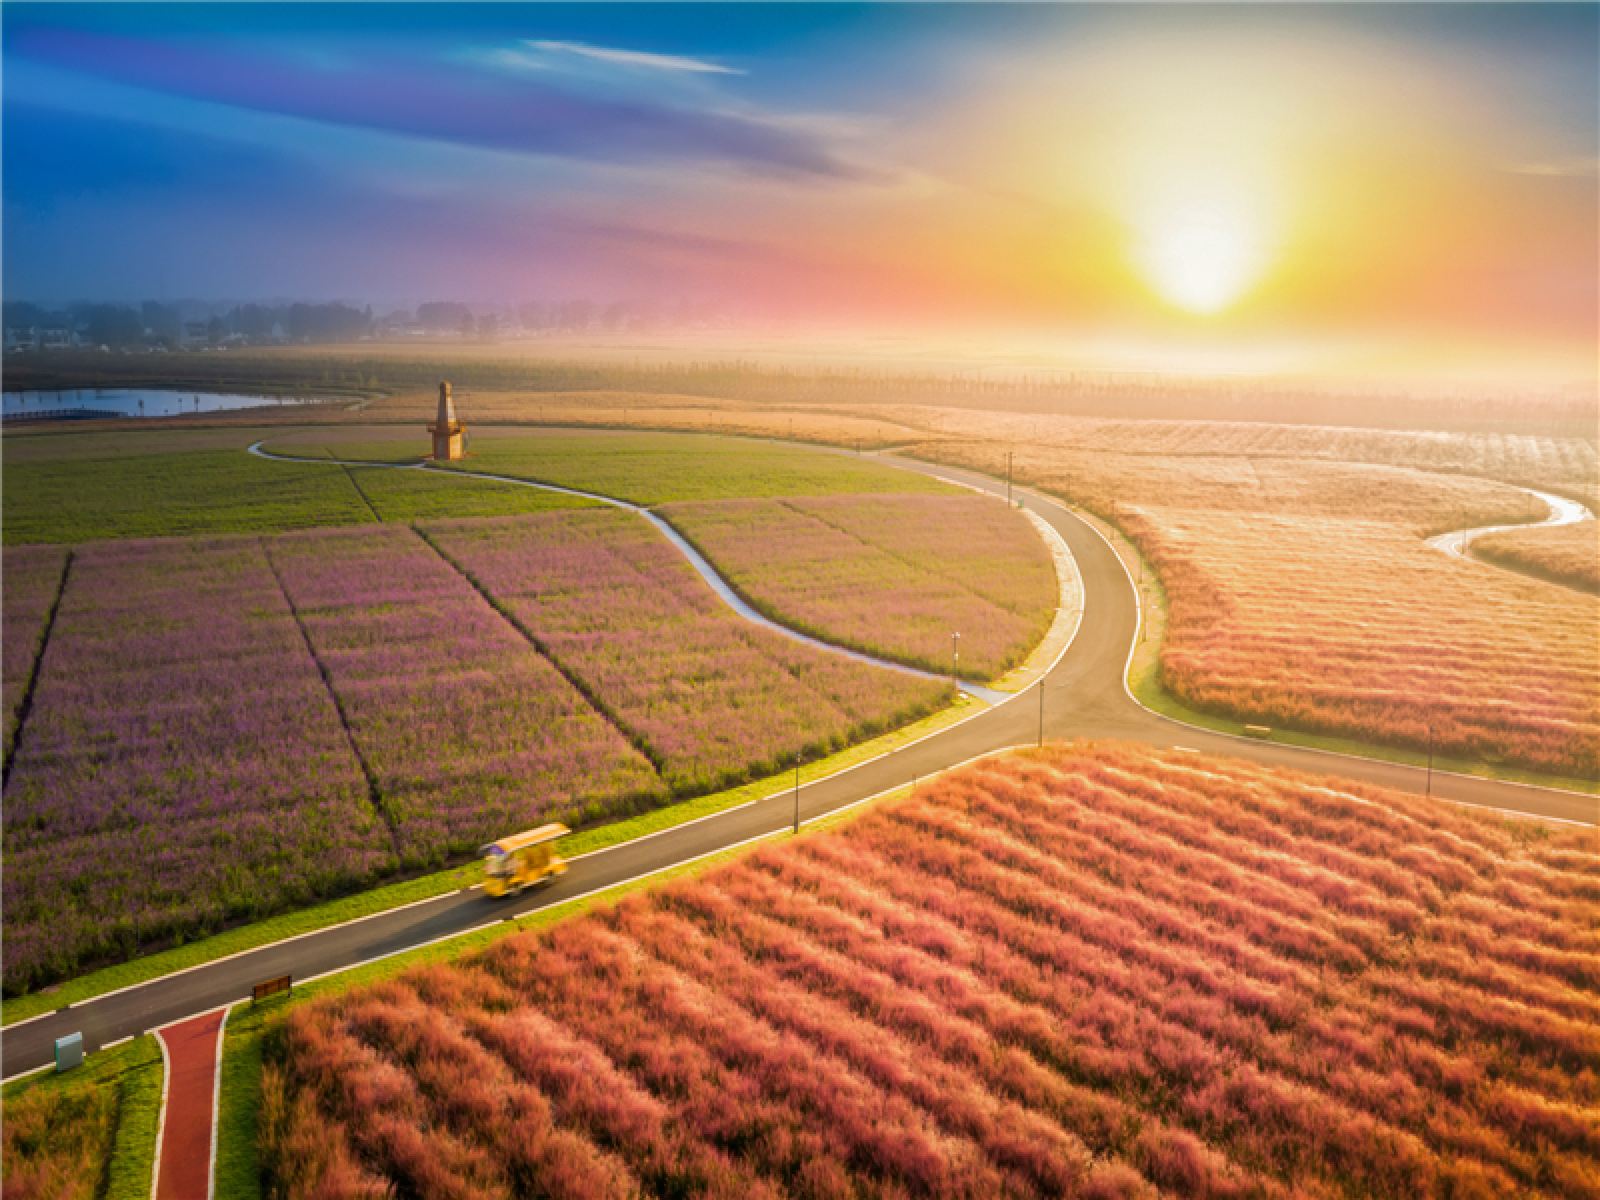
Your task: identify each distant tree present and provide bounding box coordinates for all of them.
[84,304,144,347]
[416,301,472,332]
[141,302,181,343]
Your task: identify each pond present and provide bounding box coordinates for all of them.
[3,389,340,422]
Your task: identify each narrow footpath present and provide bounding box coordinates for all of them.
[153,1007,226,1200]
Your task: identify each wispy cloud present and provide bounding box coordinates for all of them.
[523,39,743,76]
[1507,155,1599,178]
[8,28,869,181]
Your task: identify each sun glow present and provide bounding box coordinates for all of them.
[1129,167,1273,316]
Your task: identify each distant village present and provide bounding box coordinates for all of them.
[1,297,728,353]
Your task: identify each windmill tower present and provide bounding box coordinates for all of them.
[428,381,466,461]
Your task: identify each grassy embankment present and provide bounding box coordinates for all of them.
[0,1033,163,1199]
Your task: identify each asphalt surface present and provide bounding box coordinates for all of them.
[3,456,1594,1078]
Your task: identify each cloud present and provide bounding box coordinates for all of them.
[7,27,870,182]
[1507,155,1599,178]
[522,39,743,76]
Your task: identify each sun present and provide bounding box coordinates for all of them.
[1129,172,1271,315]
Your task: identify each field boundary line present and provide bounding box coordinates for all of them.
[410,524,674,783]
[338,462,383,523]
[2,547,73,785]
[259,537,405,857]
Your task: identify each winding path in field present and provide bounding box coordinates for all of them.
[1425,487,1594,563]
[246,441,1010,703]
[2,437,1594,1082]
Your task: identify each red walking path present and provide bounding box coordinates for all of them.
[153,1007,226,1200]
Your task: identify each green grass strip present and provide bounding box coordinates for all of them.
[3,696,981,1027]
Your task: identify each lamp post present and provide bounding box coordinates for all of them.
[952,631,961,676]
[1425,722,1434,798]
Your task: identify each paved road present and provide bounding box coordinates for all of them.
[3,458,1593,1078]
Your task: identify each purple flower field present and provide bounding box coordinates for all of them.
[264,524,665,865]
[1,537,392,991]
[660,494,1057,679]
[1,544,68,757]
[2,509,956,990]
[424,511,953,794]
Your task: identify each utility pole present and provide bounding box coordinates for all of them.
[952,631,961,676]
[1425,723,1434,798]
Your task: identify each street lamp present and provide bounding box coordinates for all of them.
[1425,722,1434,798]
[951,631,961,676]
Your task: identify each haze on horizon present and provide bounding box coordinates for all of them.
[3,2,1595,386]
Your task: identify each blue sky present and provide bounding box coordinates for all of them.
[3,2,1594,363]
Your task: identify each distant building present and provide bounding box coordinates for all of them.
[428,381,466,461]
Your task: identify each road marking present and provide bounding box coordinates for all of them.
[150,1027,172,1200]
[208,1003,234,1200]
[0,884,484,1035]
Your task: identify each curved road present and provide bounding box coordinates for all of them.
[3,452,1594,1078]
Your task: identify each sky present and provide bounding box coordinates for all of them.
[4,3,1596,381]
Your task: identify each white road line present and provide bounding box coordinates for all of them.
[0,885,481,1035]
[150,1028,172,1199]
[207,1004,233,1200]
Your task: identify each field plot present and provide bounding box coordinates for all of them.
[1,543,68,757]
[1474,521,1600,593]
[346,464,593,524]
[424,510,953,793]
[865,406,1600,508]
[660,494,1056,678]
[264,741,1600,1198]
[437,429,957,505]
[2,428,584,544]
[264,524,665,862]
[1135,507,1600,778]
[1,537,393,991]
[1,1074,117,1198]
[910,436,1598,777]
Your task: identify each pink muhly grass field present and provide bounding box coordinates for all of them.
[264,741,1599,1199]
[423,510,953,795]
[659,493,1057,679]
[265,523,666,865]
[916,435,1597,778]
[1,536,394,992]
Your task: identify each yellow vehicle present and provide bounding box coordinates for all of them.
[480,824,570,897]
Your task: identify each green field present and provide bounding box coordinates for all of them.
[1,428,592,543]
[436,429,957,504]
